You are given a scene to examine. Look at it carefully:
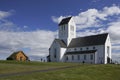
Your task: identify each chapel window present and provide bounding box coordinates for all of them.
[80,48,82,51]
[86,47,89,50]
[72,55,74,60]
[90,54,93,60]
[84,55,86,60]
[54,48,57,58]
[93,47,96,49]
[78,55,80,60]
[66,56,68,61]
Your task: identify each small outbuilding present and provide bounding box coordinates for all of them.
[7,51,29,61]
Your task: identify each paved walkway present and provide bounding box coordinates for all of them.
[0,65,79,78]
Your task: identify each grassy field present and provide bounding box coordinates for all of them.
[0,60,120,80]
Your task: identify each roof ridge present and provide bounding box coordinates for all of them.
[58,16,72,26]
[73,33,108,39]
[68,33,108,48]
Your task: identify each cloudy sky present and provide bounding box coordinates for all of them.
[0,0,120,61]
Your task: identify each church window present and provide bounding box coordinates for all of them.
[74,48,76,51]
[78,55,80,60]
[90,54,93,60]
[64,25,65,30]
[66,56,68,60]
[84,55,86,60]
[54,48,57,58]
[80,48,82,51]
[61,25,65,31]
[61,26,63,31]
[93,47,95,49]
[86,47,89,50]
[72,55,74,60]
[107,46,109,56]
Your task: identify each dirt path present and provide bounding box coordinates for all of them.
[0,65,79,78]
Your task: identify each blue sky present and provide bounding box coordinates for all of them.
[0,0,120,61]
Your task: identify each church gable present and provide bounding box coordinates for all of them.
[50,39,67,48]
[55,39,67,48]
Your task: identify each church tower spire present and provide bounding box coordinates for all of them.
[58,17,76,46]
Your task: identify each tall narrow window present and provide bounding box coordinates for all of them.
[72,55,74,60]
[107,46,109,54]
[93,47,95,49]
[107,46,109,56]
[74,48,76,51]
[78,55,80,60]
[80,48,82,51]
[62,25,65,31]
[61,26,63,31]
[86,47,89,50]
[66,56,68,61]
[54,48,57,58]
[90,54,93,60]
[84,55,86,60]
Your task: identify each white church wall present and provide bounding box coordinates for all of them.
[67,18,76,46]
[95,45,105,64]
[105,35,111,64]
[60,48,66,62]
[49,41,61,62]
[68,18,76,39]
[66,45,105,64]
[59,17,76,46]
[65,53,95,63]
[59,24,68,39]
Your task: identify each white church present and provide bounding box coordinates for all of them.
[49,17,111,64]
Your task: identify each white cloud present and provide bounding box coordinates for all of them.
[0,30,57,60]
[23,25,28,28]
[0,10,58,60]
[52,5,120,62]
[0,11,11,20]
[103,5,120,16]
[0,5,120,62]
[107,21,120,41]
[52,5,120,30]
[74,5,120,30]
[0,10,18,31]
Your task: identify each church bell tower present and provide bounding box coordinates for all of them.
[58,17,76,46]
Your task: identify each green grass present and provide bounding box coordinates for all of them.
[0,60,77,74]
[0,60,120,80]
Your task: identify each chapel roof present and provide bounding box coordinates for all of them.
[55,39,67,48]
[58,17,72,26]
[68,33,108,48]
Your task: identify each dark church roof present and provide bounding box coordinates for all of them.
[55,39,67,48]
[65,50,97,55]
[68,33,108,48]
[59,17,72,26]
